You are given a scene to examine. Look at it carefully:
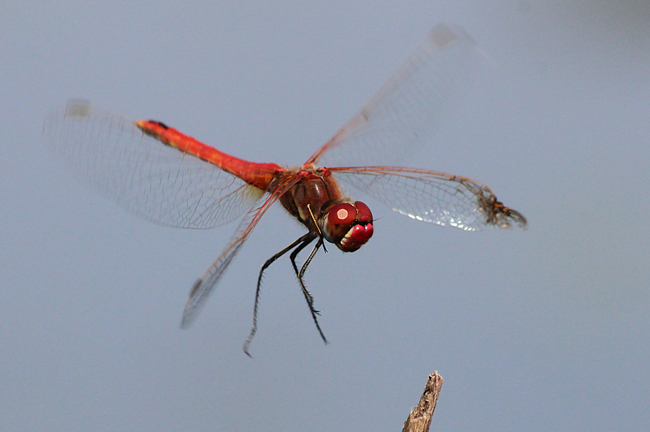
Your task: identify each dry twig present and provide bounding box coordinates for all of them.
[402,372,443,432]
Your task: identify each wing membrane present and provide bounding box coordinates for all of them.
[43,100,263,229]
[307,24,480,168]
[330,166,527,231]
[180,177,301,327]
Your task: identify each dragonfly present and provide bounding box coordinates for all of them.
[43,24,527,355]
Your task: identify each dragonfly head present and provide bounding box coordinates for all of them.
[322,201,374,252]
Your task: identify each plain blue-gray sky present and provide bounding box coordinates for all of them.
[2,1,650,431]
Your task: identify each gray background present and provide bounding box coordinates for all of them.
[2,1,649,431]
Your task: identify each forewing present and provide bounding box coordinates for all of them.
[307,24,480,168]
[180,178,300,328]
[43,100,263,229]
[330,167,527,231]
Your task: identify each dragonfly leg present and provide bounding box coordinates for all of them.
[244,232,316,357]
[290,236,328,344]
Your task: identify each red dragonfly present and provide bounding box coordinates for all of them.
[43,25,526,354]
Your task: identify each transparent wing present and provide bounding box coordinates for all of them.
[42,100,264,229]
[180,177,300,327]
[329,167,527,231]
[307,24,480,168]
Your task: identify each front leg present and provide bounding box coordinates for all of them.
[244,232,315,357]
[290,236,328,344]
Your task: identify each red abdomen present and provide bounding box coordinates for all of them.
[136,120,283,190]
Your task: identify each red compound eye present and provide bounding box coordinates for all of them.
[328,203,356,225]
[354,201,373,222]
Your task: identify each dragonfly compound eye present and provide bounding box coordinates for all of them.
[354,201,373,223]
[327,202,357,225]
